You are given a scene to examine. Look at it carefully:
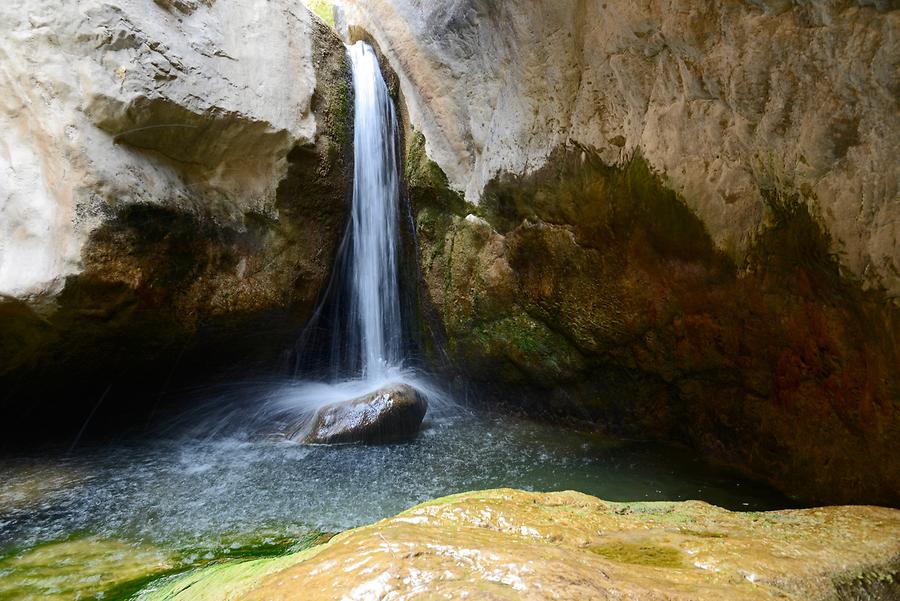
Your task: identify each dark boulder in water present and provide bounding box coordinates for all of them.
[288,384,428,445]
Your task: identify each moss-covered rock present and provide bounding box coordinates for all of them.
[133,489,900,600]
[410,146,900,506]
[0,539,176,601]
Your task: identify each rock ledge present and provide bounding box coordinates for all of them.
[138,488,900,600]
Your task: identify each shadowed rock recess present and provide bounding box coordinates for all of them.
[0,0,353,439]
[343,0,900,505]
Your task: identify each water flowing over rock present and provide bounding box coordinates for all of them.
[327,41,405,381]
[283,41,428,445]
[136,489,900,600]
[287,384,427,444]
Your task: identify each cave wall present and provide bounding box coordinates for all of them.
[407,143,899,505]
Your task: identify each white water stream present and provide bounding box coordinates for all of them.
[279,41,440,416]
[344,41,404,381]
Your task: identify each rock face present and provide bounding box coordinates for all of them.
[288,384,428,444]
[0,0,352,437]
[342,1,900,505]
[343,0,899,296]
[137,488,900,600]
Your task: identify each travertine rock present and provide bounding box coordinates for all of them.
[343,0,899,295]
[0,0,352,435]
[137,489,900,600]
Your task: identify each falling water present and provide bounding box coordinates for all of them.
[268,40,459,423]
[344,41,404,381]
[288,40,413,397]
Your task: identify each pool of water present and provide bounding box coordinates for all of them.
[0,402,791,559]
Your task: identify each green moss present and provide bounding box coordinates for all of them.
[832,559,900,601]
[301,0,335,28]
[0,531,336,601]
[406,132,471,218]
[0,538,176,601]
[330,80,351,148]
[465,310,585,383]
[751,188,847,295]
[588,541,684,569]
[473,314,546,358]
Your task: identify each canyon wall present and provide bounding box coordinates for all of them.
[344,0,898,295]
[0,0,352,436]
[344,0,900,504]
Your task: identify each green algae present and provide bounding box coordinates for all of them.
[134,531,343,600]
[0,531,335,601]
[0,538,176,601]
[679,529,727,539]
[468,311,585,381]
[405,131,473,222]
[134,554,310,601]
[588,541,685,569]
[832,559,900,601]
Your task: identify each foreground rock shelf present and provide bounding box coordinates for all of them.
[137,489,900,600]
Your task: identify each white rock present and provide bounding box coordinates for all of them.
[342,0,900,295]
[0,0,323,299]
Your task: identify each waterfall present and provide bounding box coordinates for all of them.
[293,41,406,385]
[237,41,453,426]
[345,41,404,381]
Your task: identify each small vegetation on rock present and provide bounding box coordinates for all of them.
[301,0,335,28]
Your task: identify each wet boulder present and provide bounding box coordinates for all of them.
[288,384,428,445]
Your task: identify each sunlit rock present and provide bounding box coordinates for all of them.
[287,384,428,445]
[0,0,353,426]
[342,0,899,295]
[136,489,900,600]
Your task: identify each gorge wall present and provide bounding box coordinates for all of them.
[343,0,900,505]
[0,0,352,439]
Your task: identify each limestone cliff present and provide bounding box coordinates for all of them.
[344,0,899,295]
[0,0,352,435]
